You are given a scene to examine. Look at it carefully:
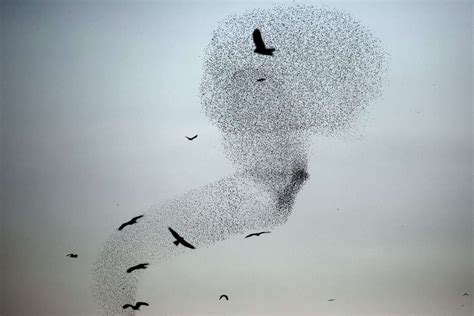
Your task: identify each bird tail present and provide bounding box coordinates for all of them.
[173,240,179,246]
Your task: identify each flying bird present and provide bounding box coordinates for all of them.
[118,215,144,231]
[66,253,78,258]
[252,29,275,56]
[122,302,149,310]
[168,227,195,249]
[185,135,198,141]
[126,263,149,273]
[245,231,271,238]
[463,292,469,296]
[328,298,336,302]
[256,78,266,82]
[219,294,229,301]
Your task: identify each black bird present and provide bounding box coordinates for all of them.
[256,78,266,82]
[463,292,469,296]
[253,29,275,56]
[118,215,144,231]
[219,294,229,301]
[66,253,78,258]
[185,135,198,141]
[126,263,149,273]
[168,227,195,249]
[245,231,271,238]
[122,302,149,310]
[328,298,336,302]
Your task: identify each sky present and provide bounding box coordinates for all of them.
[1,1,472,315]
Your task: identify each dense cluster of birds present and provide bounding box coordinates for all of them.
[68,5,471,314]
[87,5,389,314]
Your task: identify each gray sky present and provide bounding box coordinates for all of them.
[1,1,472,315]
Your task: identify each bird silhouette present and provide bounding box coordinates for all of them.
[219,294,229,301]
[252,29,275,56]
[168,227,195,249]
[126,263,149,273]
[122,302,149,310]
[463,292,469,296]
[256,78,266,82]
[66,253,78,258]
[118,215,144,231]
[185,135,198,141]
[245,231,271,238]
[328,299,336,302]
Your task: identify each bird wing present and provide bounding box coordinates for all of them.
[191,135,198,140]
[131,215,144,222]
[253,29,266,49]
[118,222,130,230]
[259,231,271,235]
[180,238,195,249]
[245,233,256,238]
[219,295,228,300]
[185,136,191,140]
[136,302,149,307]
[123,304,132,309]
[168,227,181,240]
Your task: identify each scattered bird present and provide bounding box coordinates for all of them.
[256,78,266,82]
[123,302,149,310]
[118,215,144,231]
[328,298,336,302]
[253,28,275,56]
[66,253,78,258]
[126,263,149,273]
[463,292,469,297]
[245,231,271,238]
[116,203,119,207]
[168,227,195,249]
[185,135,198,141]
[219,294,229,301]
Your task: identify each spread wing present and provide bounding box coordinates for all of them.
[127,263,148,272]
[118,221,130,230]
[168,227,181,240]
[131,215,144,222]
[252,29,266,49]
[180,238,195,249]
[259,231,271,235]
[136,302,149,307]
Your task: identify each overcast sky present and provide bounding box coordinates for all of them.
[1,1,472,315]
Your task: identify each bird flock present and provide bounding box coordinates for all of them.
[87,4,394,315]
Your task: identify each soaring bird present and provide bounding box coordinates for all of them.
[328,299,336,302]
[185,135,198,141]
[252,29,275,56]
[66,253,78,258]
[168,227,195,249]
[245,231,271,238]
[126,263,149,273]
[219,294,229,301]
[118,215,144,231]
[122,302,149,310]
